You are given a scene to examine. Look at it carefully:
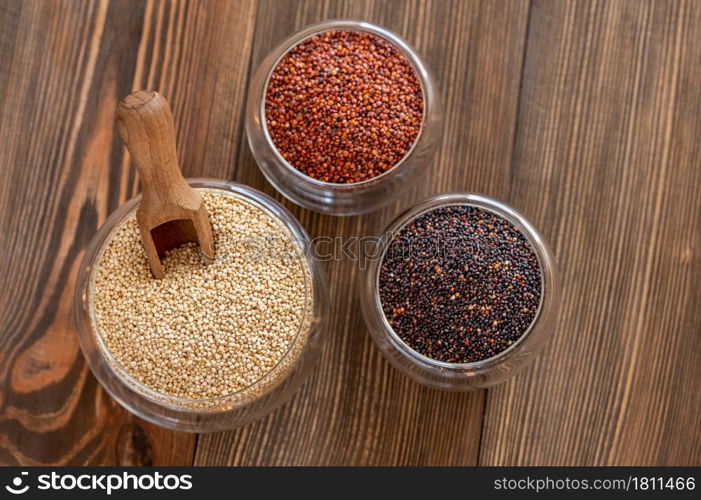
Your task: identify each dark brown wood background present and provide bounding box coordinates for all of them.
[1,0,699,466]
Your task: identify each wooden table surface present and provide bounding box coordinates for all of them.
[1,0,700,466]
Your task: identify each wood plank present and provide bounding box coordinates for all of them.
[480,0,701,465]
[0,0,257,465]
[194,0,530,465]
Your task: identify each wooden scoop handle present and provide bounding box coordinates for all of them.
[116,90,215,279]
[116,90,191,203]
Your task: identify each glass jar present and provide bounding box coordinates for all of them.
[74,179,328,432]
[360,193,558,390]
[245,19,443,215]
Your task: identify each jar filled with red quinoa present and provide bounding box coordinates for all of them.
[246,20,442,215]
[360,193,559,390]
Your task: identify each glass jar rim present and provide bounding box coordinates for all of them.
[370,192,555,371]
[79,178,315,409]
[259,19,431,189]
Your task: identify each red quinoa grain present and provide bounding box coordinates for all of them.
[264,30,424,184]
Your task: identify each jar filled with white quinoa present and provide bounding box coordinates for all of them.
[74,180,327,432]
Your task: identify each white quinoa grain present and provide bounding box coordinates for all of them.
[91,189,311,401]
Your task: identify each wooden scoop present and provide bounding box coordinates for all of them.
[116,90,215,279]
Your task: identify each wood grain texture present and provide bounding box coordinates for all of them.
[479,0,701,465]
[194,0,529,466]
[0,0,256,465]
[1,0,700,466]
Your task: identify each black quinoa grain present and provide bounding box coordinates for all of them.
[378,205,542,364]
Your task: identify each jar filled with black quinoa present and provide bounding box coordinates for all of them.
[360,193,558,390]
